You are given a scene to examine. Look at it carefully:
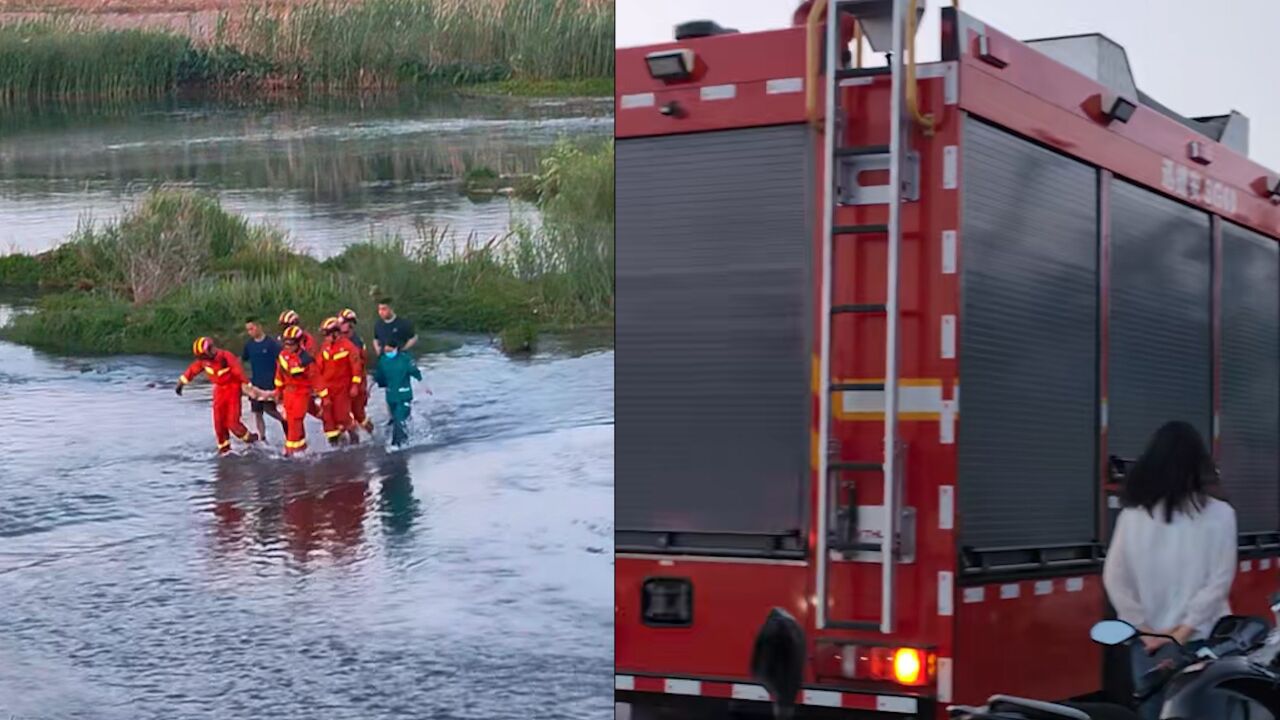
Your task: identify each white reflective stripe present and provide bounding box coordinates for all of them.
[841,383,943,415]
[941,315,957,359]
[731,684,770,701]
[621,92,655,109]
[664,679,701,695]
[943,145,959,189]
[801,689,842,708]
[766,77,803,94]
[700,84,736,101]
[939,486,955,530]
[938,657,954,703]
[940,400,956,444]
[878,696,919,714]
[938,570,954,616]
[942,230,957,274]
[615,675,635,691]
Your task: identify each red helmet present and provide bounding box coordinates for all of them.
[282,326,304,342]
[320,316,342,334]
[278,309,300,327]
[339,308,358,323]
[192,336,214,357]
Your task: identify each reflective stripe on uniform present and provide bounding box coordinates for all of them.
[216,367,231,376]
[217,441,231,449]
[331,351,349,360]
[285,439,307,449]
[274,379,284,387]
[352,376,362,384]
[289,367,305,375]
[178,375,190,384]
[325,430,342,439]
[204,367,216,376]
[278,356,289,369]
[317,389,329,398]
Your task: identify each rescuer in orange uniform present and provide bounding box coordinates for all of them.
[278,309,317,354]
[338,308,375,433]
[274,325,319,456]
[317,316,363,446]
[175,336,261,455]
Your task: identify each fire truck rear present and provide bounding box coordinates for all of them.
[616,0,1280,717]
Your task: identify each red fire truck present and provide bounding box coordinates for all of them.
[615,0,1280,717]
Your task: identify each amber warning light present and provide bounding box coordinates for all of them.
[646,49,695,81]
[815,644,933,686]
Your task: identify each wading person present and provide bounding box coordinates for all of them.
[317,316,362,446]
[242,318,287,442]
[175,336,261,455]
[1102,420,1237,720]
[278,309,317,354]
[274,326,319,456]
[372,297,417,357]
[339,308,374,433]
[373,338,423,447]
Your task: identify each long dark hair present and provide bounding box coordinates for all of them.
[1122,420,1219,523]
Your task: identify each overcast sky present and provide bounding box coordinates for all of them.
[616,0,1280,170]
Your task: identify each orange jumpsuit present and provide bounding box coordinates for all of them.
[180,349,254,454]
[317,336,361,441]
[347,333,372,431]
[274,347,318,455]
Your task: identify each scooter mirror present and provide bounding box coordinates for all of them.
[1090,620,1138,646]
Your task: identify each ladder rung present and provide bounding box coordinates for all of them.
[832,303,886,315]
[833,224,888,235]
[835,145,890,158]
[830,382,884,392]
[829,462,882,473]
[835,66,892,81]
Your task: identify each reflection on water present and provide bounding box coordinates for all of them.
[0,92,612,256]
[0,304,614,719]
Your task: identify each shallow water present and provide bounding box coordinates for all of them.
[0,300,615,719]
[0,93,613,257]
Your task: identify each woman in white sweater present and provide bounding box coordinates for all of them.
[1102,420,1237,718]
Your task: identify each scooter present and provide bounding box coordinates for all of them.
[947,602,1280,720]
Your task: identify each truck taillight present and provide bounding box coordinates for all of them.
[641,577,692,626]
[816,644,934,687]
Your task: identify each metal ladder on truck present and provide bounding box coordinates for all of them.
[813,0,925,634]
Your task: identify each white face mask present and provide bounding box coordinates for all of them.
[385,349,398,358]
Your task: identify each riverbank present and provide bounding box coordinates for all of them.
[0,0,613,101]
[0,139,614,357]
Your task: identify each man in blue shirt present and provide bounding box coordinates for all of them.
[242,318,287,442]
[373,297,418,357]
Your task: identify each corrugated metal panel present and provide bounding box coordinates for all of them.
[615,126,812,541]
[958,120,1099,549]
[1108,180,1211,461]
[1220,222,1279,533]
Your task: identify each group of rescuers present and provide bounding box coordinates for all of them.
[175,298,424,456]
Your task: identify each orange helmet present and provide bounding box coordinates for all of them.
[278,309,300,327]
[192,336,214,356]
[320,316,342,334]
[339,308,357,323]
[282,326,304,342]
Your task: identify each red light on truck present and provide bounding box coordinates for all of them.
[815,644,933,687]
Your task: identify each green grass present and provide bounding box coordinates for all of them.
[0,18,190,103]
[0,140,614,357]
[0,0,615,101]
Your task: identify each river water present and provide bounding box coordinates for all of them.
[0,92,613,256]
[0,92,615,719]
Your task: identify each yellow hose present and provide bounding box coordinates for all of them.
[906,0,936,135]
[806,0,830,128]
